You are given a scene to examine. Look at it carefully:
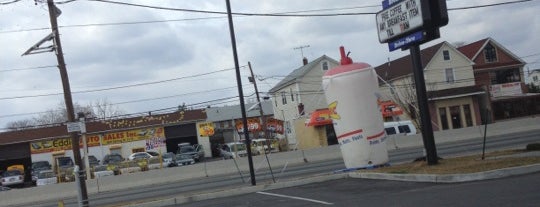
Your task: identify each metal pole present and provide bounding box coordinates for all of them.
[481,108,489,160]
[47,0,89,205]
[225,0,256,186]
[248,62,276,183]
[410,44,438,165]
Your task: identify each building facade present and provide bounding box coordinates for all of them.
[268,56,340,149]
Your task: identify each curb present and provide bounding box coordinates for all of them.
[121,173,348,207]
[348,163,540,183]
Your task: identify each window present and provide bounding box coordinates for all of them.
[484,44,497,63]
[439,107,449,130]
[290,88,294,101]
[281,91,287,105]
[443,50,450,60]
[322,61,329,71]
[490,68,521,84]
[533,76,538,82]
[463,104,473,127]
[385,127,396,135]
[445,68,455,83]
[398,125,411,133]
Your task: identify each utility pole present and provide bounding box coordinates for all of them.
[46,0,89,205]
[248,62,275,183]
[225,0,256,186]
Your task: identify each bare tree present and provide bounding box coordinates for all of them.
[6,119,35,131]
[382,75,438,130]
[93,98,124,120]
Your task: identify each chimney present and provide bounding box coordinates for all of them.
[302,57,308,65]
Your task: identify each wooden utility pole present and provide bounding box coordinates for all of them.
[46,0,89,205]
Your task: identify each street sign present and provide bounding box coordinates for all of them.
[67,122,81,133]
[388,30,424,51]
[376,0,428,43]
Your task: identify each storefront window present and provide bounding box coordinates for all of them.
[463,104,473,127]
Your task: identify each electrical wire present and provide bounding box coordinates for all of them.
[0,67,239,100]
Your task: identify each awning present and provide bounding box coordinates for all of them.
[305,109,333,127]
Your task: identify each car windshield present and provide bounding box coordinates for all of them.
[3,170,21,177]
[32,161,50,169]
[179,146,195,153]
[107,155,123,162]
[133,153,149,158]
[88,156,98,162]
[162,153,173,159]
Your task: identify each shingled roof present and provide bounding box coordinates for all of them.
[0,109,207,145]
[375,42,445,82]
[269,55,338,93]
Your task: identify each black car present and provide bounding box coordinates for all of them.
[88,155,100,167]
[31,161,52,183]
[102,153,124,165]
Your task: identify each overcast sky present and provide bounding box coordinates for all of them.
[1,0,539,130]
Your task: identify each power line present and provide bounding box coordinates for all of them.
[1,0,533,34]
[0,65,57,72]
[0,67,239,100]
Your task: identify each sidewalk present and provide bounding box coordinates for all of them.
[1,116,538,207]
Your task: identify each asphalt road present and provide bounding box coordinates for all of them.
[28,129,540,207]
[178,172,540,207]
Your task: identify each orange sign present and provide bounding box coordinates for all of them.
[236,118,261,133]
[266,118,284,134]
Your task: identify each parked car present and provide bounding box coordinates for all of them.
[92,165,114,178]
[178,144,204,162]
[88,155,100,167]
[102,153,124,165]
[102,153,124,175]
[0,186,10,191]
[220,142,247,159]
[175,154,195,166]
[31,161,52,183]
[162,152,177,167]
[384,120,417,136]
[128,152,153,161]
[1,170,24,187]
[36,170,57,186]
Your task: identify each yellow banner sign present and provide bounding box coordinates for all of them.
[29,127,164,154]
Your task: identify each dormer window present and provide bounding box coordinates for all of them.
[322,61,329,71]
[484,44,497,63]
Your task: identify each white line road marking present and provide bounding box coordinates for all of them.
[256,191,333,205]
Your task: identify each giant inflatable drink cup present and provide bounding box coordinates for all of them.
[322,46,388,169]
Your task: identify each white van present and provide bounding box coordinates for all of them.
[384,120,417,136]
[220,142,248,159]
